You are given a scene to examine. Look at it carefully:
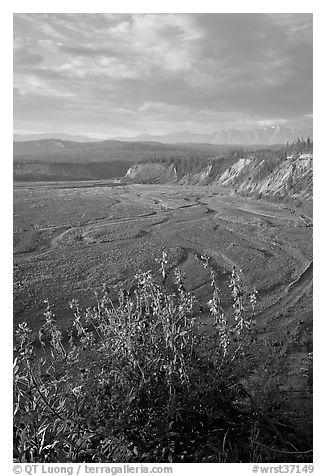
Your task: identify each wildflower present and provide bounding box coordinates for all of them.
[155,250,168,280]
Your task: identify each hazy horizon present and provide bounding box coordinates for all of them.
[14,13,313,138]
[13,124,313,143]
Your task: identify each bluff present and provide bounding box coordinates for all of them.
[125,152,313,202]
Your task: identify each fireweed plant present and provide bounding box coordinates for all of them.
[13,252,311,463]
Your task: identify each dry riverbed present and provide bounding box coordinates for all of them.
[13,181,313,437]
[14,181,312,352]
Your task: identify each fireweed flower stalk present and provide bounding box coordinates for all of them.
[229,267,256,336]
[200,255,257,356]
[200,254,231,356]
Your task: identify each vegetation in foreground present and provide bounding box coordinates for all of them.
[13,253,312,463]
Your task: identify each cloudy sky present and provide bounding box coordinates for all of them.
[13,13,313,138]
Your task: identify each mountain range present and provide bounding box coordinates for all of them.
[14,126,312,146]
[114,126,313,145]
[13,133,102,143]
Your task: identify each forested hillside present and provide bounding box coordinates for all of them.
[125,139,313,205]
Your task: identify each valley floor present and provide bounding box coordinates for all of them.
[14,181,312,331]
[14,182,312,441]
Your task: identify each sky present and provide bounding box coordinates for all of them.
[13,13,313,138]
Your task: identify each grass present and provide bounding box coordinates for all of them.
[13,252,312,463]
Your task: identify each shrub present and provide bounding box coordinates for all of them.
[13,252,311,463]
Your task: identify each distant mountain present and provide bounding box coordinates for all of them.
[13,139,99,155]
[14,126,313,146]
[13,138,257,161]
[114,127,313,145]
[13,133,102,143]
[120,131,214,144]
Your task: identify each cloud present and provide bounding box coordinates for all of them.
[14,48,44,66]
[13,13,313,136]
